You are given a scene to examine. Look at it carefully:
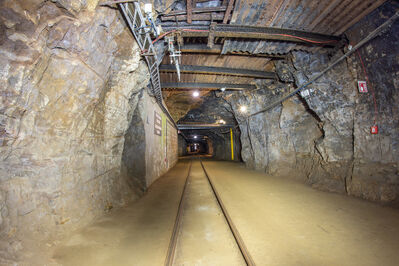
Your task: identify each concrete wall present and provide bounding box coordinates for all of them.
[144,94,178,187]
[178,135,188,157]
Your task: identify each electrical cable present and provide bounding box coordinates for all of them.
[152,29,338,45]
[266,33,339,44]
[152,29,209,44]
[357,50,379,125]
[247,10,399,118]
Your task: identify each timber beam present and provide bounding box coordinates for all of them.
[161,82,255,90]
[159,65,276,79]
[160,24,342,45]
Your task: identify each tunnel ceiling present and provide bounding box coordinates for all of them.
[157,0,387,123]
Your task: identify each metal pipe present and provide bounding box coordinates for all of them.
[248,10,399,118]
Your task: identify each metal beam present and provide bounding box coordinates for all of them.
[178,124,234,130]
[187,0,192,23]
[161,13,226,22]
[159,65,276,79]
[223,0,234,24]
[161,82,255,90]
[160,24,342,45]
[163,6,227,16]
[179,44,285,58]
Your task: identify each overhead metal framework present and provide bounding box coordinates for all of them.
[160,25,342,46]
[116,1,177,127]
[159,65,276,79]
[178,44,285,58]
[178,124,234,130]
[162,82,255,90]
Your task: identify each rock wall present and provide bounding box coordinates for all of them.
[344,1,399,204]
[221,1,399,206]
[0,0,177,263]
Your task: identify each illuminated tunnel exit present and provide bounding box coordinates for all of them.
[177,123,242,160]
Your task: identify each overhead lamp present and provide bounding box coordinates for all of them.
[194,135,198,139]
[240,105,247,113]
[220,87,226,92]
[193,91,199,97]
[217,119,226,124]
[144,3,152,14]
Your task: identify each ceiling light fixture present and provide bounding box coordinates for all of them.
[193,91,199,97]
[220,87,226,92]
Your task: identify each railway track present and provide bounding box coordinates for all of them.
[165,159,255,266]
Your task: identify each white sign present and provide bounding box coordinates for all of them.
[358,81,368,93]
[154,111,162,136]
[300,89,310,98]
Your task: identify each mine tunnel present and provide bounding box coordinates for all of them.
[2,0,399,265]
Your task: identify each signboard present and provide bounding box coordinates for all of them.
[300,89,310,98]
[358,81,368,93]
[371,125,378,134]
[154,111,162,136]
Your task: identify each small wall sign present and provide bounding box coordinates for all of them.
[358,81,368,93]
[371,125,378,134]
[154,111,162,136]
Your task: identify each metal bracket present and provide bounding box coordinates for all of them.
[117,2,177,127]
[208,22,216,48]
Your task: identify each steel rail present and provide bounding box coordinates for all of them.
[200,159,256,266]
[165,160,192,266]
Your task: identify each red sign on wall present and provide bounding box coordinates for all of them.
[371,125,378,134]
[358,81,368,93]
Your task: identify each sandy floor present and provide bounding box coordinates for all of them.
[52,161,190,266]
[51,159,399,265]
[173,161,245,265]
[202,160,399,266]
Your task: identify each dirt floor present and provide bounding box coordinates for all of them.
[48,159,399,265]
[173,161,245,265]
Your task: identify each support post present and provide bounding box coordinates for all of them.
[230,128,234,161]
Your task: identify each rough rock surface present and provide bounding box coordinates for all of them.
[0,0,155,263]
[218,1,399,206]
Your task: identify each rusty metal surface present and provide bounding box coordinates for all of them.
[221,39,322,55]
[161,24,341,44]
[220,0,386,55]
[229,0,385,34]
[159,64,276,79]
[160,53,273,84]
[161,82,255,90]
[156,0,386,101]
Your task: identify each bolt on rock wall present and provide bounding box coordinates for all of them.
[0,0,177,263]
[221,1,398,205]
